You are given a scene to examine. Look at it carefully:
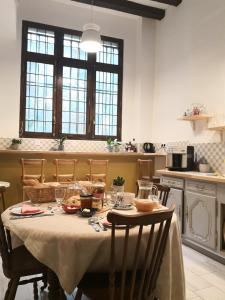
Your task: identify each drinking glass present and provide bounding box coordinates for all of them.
[105,191,117,210]
[55,187,66,206]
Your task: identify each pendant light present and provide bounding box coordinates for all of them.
[80,1,102,53]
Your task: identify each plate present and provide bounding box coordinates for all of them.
[10,207,44,216]
[113,204,134,210]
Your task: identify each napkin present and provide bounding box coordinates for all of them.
[21,204,41,214]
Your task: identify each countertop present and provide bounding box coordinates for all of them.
[156,169,225,184]
[0,149,166,157]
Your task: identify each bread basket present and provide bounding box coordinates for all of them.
[24,185,55,203]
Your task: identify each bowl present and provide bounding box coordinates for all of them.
[134,199,159,212]
[80,208,96,218]
[62,204,80,214]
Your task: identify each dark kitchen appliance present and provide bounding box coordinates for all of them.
[143,143,155,153]
[167,146,194,171]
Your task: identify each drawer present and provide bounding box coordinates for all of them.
[161,176,184,189]
[186,180,216,196]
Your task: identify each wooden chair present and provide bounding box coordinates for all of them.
[0,182,10,212]
[21,159,46,183]
[137,159,153,181]
[75,206,175,300]
[21,159,46,201]
[86,159,109,183]
[0,215,47,300]
[152,183,171,207]
[53,159,78,182]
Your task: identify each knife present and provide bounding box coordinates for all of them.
[10,213,54,220]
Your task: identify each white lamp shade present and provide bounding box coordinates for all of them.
[80,23,103,53]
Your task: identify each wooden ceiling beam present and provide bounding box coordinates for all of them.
[71,0,165,20]
[151,0,182,6]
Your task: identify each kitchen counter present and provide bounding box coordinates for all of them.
[0,150,166,207]
[156,169,225,184]
[0,149,166,157]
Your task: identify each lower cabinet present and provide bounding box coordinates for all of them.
[184,191,217,250]
[167,188,183,232]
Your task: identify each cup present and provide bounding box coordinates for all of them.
[117,192,135,205]
[55,187,66,206]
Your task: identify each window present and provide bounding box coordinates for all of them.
[20,21,123,140]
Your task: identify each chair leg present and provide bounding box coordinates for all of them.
[5,278,19,300]
[4,279,13,300]
[74,288,82,300]
[33,281,39,300]
[41,273,48,291]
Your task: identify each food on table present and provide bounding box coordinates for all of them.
[21,204,41,214]
[62,195,80,206]
[134,199,159,212]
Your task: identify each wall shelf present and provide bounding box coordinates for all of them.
[208,125,225,142]
[177,114,211,121]
[177,114,211,129]
[208,125,225,131]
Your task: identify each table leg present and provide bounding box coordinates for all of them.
[47,269,66,300]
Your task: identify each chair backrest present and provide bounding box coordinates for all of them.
[53,159,78,182]
[0,186,6,212]
[152,183,170,206]
[88,159,109,183]
[0,215,12,275]
[107,206,175,300]
[137,159,153,181]
[21,159,46,183]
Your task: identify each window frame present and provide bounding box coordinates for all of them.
[20,20,123,140]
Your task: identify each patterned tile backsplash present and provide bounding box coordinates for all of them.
[155,140,225,174]
[0,138,224,174]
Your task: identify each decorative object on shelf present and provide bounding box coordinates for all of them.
[80,0,102,53]
[112,176,125,193]
[55,135,67,151]
[125,139,137,152]
[10,138,22,150]
[106,138,121,152]
[183,103,206,117]
[143,142,155,153]
[178,104,211,129]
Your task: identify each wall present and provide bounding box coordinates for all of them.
[152,0,225,143]
[0,0,156,143]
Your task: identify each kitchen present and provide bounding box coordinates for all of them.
[1,0,225,299]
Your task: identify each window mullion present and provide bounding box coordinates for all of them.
[54,29,63,138]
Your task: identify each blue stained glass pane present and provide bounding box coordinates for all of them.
[63,101,69,111]
[37,98,44,109]
[27,27,54,55]
[45,122,52,132]
[62,112,70,122]
[45,111,52,122]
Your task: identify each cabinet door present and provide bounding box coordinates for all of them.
[167,188,183,233]
[185,191,216,249]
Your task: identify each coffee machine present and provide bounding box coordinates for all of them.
[166,146,194,171]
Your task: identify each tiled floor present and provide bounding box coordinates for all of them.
[1,245,225,299]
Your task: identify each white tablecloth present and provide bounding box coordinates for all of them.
[2,205,185,299]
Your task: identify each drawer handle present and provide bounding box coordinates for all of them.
[186,206,189,223]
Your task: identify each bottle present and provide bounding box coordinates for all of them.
[132,138,137,152]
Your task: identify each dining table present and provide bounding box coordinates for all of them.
[1,202,186,300]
